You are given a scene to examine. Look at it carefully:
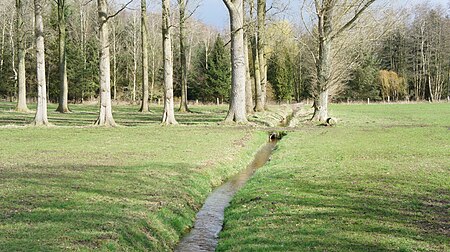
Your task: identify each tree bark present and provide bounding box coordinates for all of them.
[178,0,190,112]
[312,6,333,122]
[310,0,375,122]
[161,0,177,124]
[0,18,6,73]
[252,33,263,112]
[15,0,29,112]
[223,0,247,123]
[244,32,253,114]
[139,0,149,112]
[32,0,48,125]
[56,0,70,113]
[112,22,117,100]
[257,0,267,109]
[132,13,137,103]
[94,0,116,126]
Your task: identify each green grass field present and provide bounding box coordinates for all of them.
[0,102,229,126]
[0,103,268,250]
[0,102,449,251]
[218,103,450,251]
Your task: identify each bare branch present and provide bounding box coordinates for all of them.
[107,0,134,21]
[83,0,95,7]
[331,0,376,40]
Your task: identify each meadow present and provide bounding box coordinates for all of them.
[0,102,448,251]
[0,101,267,250]
[217,103,450,251]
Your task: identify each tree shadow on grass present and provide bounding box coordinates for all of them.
[219,174,449,251]
[0,162,216,251]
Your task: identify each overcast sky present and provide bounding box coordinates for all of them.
[193,0,449,29]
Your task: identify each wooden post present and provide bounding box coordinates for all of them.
[367,98,370,104]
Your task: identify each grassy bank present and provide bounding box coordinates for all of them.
[218,103,450,251]
[0,125,267,250]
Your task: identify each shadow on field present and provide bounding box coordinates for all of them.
[221,175,449,251]
[0,161,211,250]
[0,104,225,126]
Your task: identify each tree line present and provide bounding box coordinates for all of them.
[0,0,449,126]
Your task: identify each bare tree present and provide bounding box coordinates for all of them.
[178,0,189,112]
[161,0,177,124]
[244,31,253,113]
[305,0,376,121]
[32,0,48,125]
[257,0,267,109]
[55,0,70,113]
[15,0,30,112]
[132,12,137,103]
[94,0,116,126]
[223,0,247,123]
[139,0,149,112]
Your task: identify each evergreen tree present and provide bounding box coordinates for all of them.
[268,50,294,102]
[342,53,382,101]
[206,35,231,102]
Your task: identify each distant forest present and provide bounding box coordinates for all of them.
[0,0,449,106]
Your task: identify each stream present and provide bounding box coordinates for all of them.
[175,139,277,252]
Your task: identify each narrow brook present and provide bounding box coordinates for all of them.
[175,139,277,252]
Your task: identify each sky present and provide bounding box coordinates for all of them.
[193,0,449,29]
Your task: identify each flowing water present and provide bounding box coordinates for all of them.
[175,140,277,252]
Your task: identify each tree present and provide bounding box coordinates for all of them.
[256,0,267,109]
[55,0,70,113]
[32,0,48,125]
[244,31,253,113]
[94,0,115,126]
[161,0,177,124]
[379,70,407,101]
[139,0,149,112]
[15,0,30,112]
[207,36,231,102]
[343,52,381,101]
[268,49,294,102]
[223,0,247,123]
[307,0,376,121]
[177,0,190,112]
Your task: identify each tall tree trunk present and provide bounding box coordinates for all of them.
[139,0,149,112]
[32,0,48,125]
[257,0,267,109]
[112,22,117,100]
[15,0,29,112]
[9,15,17,101]
[94,0,116,126]
[252,33,263,111]
[178,0,189,112]
[132,13,137,103]
[161,0,177,124]
[56,0,70,113]
[223,0,247,123]
[0,19,6,73]
[312,10,333,122]
[244,32,253,114]
[80,1,86,103]
[150,47,155,103]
